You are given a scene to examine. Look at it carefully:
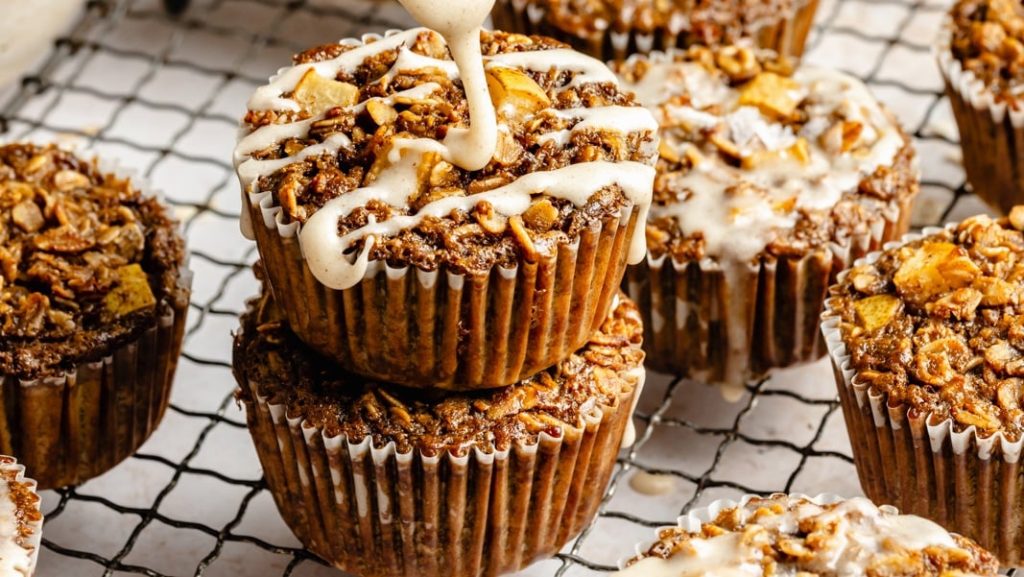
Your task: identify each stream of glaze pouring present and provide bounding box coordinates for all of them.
[234,1,657,291]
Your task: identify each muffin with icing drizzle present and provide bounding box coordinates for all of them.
[939,0,1024,213]
[490,0,819,62]
[234,27,658,390]
[233,287,645,577]
[616,494,999,576]
[614,45,918,392]
[0,457,42,577]
[822,210,1024,563]
[0,143,191,489]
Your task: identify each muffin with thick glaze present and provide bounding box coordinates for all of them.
[823,210,1024,563]
[0,457,42,577]
[614,45,918,392]
[491,0,819,62]
[939,0,1024,213]
[0,143,191,489]
[234,28,657,390]
[617,494,1000,576]
[233,287,645,577]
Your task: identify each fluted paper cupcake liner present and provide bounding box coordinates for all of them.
[616,493,845,569]
[490,0,818,62]
[0,148,191,489]
[238,374,638,577]
[1,458,43,577]
[822,224,1024,564]
[937,18,1024,214]
[247,187,639,390]
[625,193,913,388]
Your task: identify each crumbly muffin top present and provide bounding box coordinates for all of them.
[514,0,803,40]
[0,144,187,380]
[234,290,644,456]
[620,495,999,577]
[613,46,916,264]
[832,212,1024,440]
[948,0,1024,104]
[236,28,657,288]
[0,456,41,576]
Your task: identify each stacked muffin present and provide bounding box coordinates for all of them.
[231,23,658,577]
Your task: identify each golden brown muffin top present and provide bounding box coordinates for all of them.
[234,290,644,456]
[0,144,187,380]
[831,211,1024,439]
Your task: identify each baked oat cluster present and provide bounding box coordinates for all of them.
[239,29,656,273]
[614,45,916,264]
[0,144,185,378]
[950,0,1024,102]
[622,495,999,577]
[234,290,644,456]
[833,211,1024,438]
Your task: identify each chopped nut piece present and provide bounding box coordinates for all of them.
[292,68,359,116]
[366,99,398,125]
[102,264,157,321]
[485,66,551,115]
[11,200,44,233]
[522,198,559,232]
[840,121,864,152]
[1010,206,1024,231]
[925,287,982,320]
[738,72,803,119]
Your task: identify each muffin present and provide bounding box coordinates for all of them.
[490,0,820,62]
[617,494,1000,576]
[0,143,191,489]
[234,28,658,390]
[233,288,645,577]
[939,0,1024,214]
[0,457,42,577]
[823,210,1024,563]
[614,46,918,390]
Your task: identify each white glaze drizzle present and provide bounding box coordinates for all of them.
[236,18,657,289]
[615,497,966,577]
[0,475,32,576]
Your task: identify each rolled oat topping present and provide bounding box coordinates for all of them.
[512,0,804,43]
[0,144,186,380]
[619,495,999,577]
[614,45,915,265]
[0,456,41,576]
[235,28,658,290]
[233,290,644,456]
[832,212,1024,439]
[949,0,1024,104]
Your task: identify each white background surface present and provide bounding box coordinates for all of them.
[0,0,984,574]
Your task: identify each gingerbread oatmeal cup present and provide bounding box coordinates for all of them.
[939,0,1024,214]
[234,28,657,390]
[615,494,1000,576]
[0,143,191,489]
[823,210,1024,563]
[233,288,645,577]
[0,457,42,577]
[490,0,819,62]
[614,46,918,391]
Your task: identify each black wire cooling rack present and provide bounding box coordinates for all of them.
[0,0,994,575]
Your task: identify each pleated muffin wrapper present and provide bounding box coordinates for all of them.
[246,187,641,391]
[615,493,846,569]
[0,153,193,490]
[822,224,1024,564]
[625,192,914,392]
[239,372,641,577]
[0,458,43,577]
[490,0,819,62]
[937,17,1024,214]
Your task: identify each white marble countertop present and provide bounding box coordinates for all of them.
[0,0,980,574]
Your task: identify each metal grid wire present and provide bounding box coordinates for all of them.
[0,0,993,575]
